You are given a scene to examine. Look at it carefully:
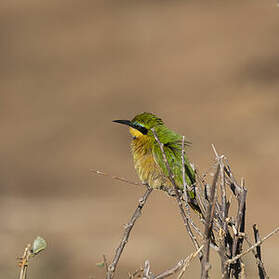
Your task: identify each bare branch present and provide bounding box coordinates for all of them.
[91,169,140,186]
[103,254,109,273]
[143,260,153,279]
[226,226,279,265]
[230,178,247,277]
[212,146,227,231]
[211,145,229,278]
[106,186,153,279]
[224,163,243,197]
[201,164,220,279]
[18,244,32,279]
[18,237,47,279]
[146,245,204,279]
[252,224,269,279]
[99,143,277,279]
[154,259,184,279]
[177,245,205,279]
[91,169,181,199]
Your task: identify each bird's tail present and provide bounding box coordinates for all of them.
[188,197,205,220]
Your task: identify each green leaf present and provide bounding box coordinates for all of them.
[32,236,47,255]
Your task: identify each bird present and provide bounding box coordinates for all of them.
[113,112,202,215]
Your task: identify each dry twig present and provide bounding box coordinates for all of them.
[226,226,279,265]
[156,246,204,279]
[98,141,278,279]
[18,244,32,279]
[139,245,204,279]
[201,164,220,279]
[18,237,47,279]
[91,170,140,186]
[177,245,205,279]
[91,169,179,198]
[106,186,153,279]
[252,225,269,279]
[212,145,229,278]
[143,260,153,279]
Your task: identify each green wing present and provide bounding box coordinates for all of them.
[152,126,195,189]
[152,126,203,215]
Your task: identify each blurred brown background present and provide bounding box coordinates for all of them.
[1,0,279,278]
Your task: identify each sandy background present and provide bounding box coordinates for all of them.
[1,0,279,278]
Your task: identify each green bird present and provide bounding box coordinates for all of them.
[113,112,202,215]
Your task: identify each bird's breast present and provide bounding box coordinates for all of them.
[131,137,169,188]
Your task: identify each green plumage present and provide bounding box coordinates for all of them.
[151,125,196,188]
[113,112,201,215]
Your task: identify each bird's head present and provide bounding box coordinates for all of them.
[113,112,164,139]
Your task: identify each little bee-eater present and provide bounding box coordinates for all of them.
[113,112,202,215]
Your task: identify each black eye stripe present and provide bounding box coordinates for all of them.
[134,124,148,135]
[138,126,148,135]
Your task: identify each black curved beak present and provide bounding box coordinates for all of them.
[113,119,132,127]
[113,119,148,135]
